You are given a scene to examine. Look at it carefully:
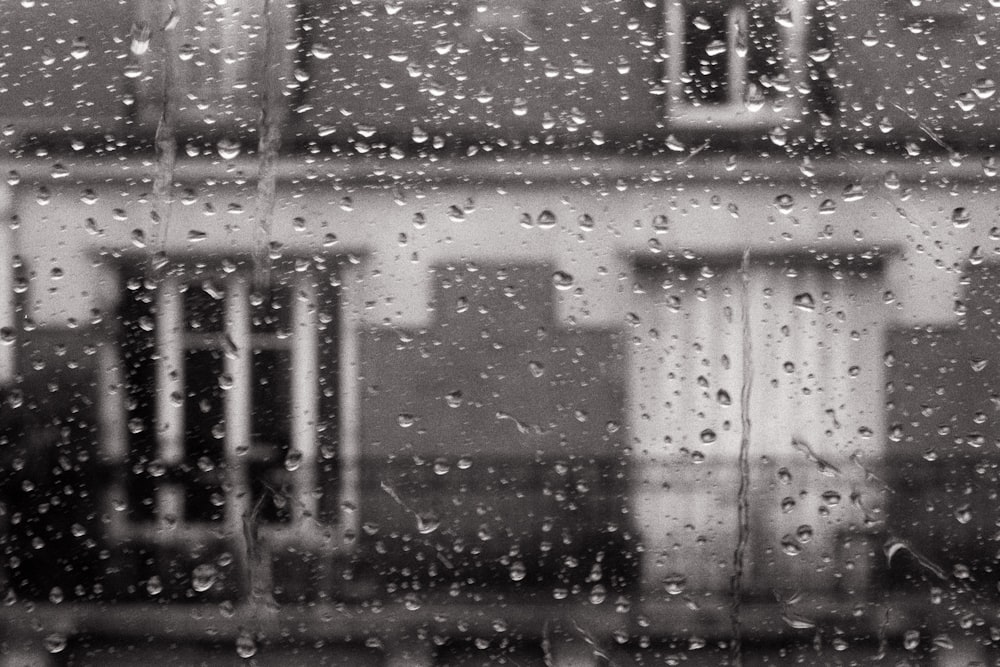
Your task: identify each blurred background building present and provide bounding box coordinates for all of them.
[0,0,998,664]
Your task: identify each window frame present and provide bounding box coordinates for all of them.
[97,256,362,555]
[663,0,810,129]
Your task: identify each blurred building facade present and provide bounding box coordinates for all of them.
[0,0,999,664]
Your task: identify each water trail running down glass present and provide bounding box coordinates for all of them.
[150,6,178,275]
[252,0,282,288]
[730,248,753,666]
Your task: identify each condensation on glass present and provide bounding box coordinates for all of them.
[0,0,998,665]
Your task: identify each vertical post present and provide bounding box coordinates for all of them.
[225,276,261,596]
[728,4,748,105]
[156,277,185,525]
[664,0,685,110]
[291,272,319,525]
[338,265,362,545]
[0,185,14,385]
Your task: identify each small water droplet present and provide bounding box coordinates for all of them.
[509,561,526,581]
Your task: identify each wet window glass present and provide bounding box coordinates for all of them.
[0,0,999,664]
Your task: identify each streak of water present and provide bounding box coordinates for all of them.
[252,0,283,286]
[150,5,178,274]
[729,248,752,666]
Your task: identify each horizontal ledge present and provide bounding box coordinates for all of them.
[0,154,996,187]
[0,595,939,643]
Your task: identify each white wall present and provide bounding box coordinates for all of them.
[11,172,994,330]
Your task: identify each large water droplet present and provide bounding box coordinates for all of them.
[951,207,971,228]
[191,563,218,592]
[236,631,257,659]
[552,271,575,290]
[793,292,815,311]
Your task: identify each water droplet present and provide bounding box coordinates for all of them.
[191,563,218,592]
[955,505,972,524]
[774,194,794,214]
[703,39,727,58]
[217,138,241,160]
[663,573,686,595]
[699,429,716,444]
[716,389,731,406]
[768,126,787,147]
[509,561,526,581]
[821,490,842,506]
[512,98,528,116]
[284,449,303,471]
[589,584,607,605]
[781,535,802,556]
[781,496,796,513]
[973,78,996,100]
[433,458,450,475]
[130,22,151,55]
[236,631,257,659]
[537,210,557,228]
[552,271,574,290]
[818,199,837,214]
[311,43,333,60]
[445,391,463,408]
[417,512,440,534]
[793,293,815,311]
[146,575,163,595]
[70,37,90,60]
[951,207,971,228]
[796,524,813,543]
[665,134,685,152]
[777,467,792,484]
[44,633,67,654]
